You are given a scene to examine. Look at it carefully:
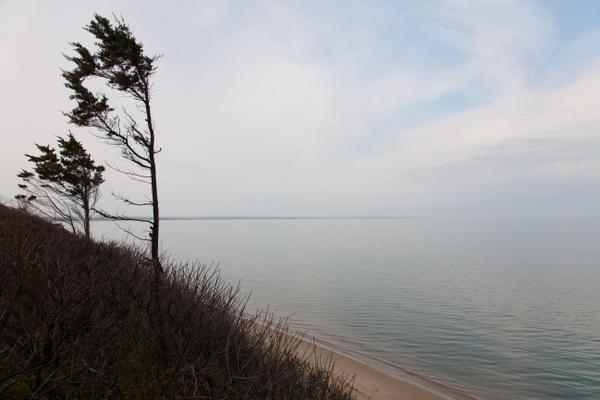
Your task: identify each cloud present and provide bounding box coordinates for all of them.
[425,0,555,90]
[1,0,599,216]
[365,62,600,169]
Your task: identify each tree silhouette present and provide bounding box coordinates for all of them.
[63,14,162,262]
[16,133,104,238]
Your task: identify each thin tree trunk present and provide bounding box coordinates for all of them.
[82,188,90,238]
[83,200,90,238]
[149,156,159,263]
[144,89,160,266]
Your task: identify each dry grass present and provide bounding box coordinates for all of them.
[0,204,355,399]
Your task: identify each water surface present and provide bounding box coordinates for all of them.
[95,218,600,400]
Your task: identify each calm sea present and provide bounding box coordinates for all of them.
[94,218,600,400]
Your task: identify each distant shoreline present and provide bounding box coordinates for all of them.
[94,216,424,221]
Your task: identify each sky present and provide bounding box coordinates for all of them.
[1,0,600,217]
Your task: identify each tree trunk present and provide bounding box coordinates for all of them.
[149,155,159,263]
[83,196,90,239]
[144,90,160,266]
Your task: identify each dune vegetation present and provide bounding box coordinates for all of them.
[0,203,354,399]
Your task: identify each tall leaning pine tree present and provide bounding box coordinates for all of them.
[63,14,162,264]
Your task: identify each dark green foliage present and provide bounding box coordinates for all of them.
[0,204,355,399]
[63,14,161,261]
[16,134,104,237]
[58,135,105,198]
[63,15,157,127]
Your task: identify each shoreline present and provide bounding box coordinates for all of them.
[292,331,479,400]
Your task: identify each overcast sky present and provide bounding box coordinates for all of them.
[1,0,600,217]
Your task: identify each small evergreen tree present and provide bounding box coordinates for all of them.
[16,134,104,237]
[63,14,162,262]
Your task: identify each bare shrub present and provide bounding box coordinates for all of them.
[0,204,355,399]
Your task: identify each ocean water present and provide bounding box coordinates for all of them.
[94,218,600,400]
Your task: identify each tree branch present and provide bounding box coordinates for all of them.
[112,191,153,207]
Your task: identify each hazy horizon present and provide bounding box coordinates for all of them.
[89,214,600,220]
[2,0,600,217]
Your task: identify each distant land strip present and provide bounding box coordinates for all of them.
[93,216,423,221]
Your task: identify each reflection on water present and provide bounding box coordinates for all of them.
[95,218,600,400]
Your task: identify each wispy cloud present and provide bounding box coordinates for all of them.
[1,0,599,216]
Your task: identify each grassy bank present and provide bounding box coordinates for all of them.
[0,204,354,399]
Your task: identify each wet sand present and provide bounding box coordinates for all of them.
[295,334,478,400]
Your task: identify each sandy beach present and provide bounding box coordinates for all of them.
[295,335,478,400]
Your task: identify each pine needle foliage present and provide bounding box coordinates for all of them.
[15,133,104,237]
